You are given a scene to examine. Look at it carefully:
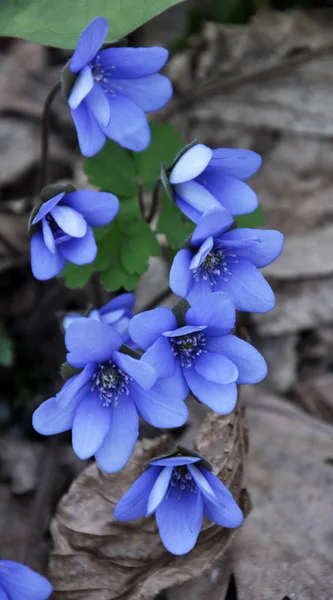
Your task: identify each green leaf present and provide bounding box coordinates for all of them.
[134,122,183,190]
[0,323,14,367]
[120,221,161,274]
[100,263,139,292]
[94,225,122,271]
[96,221,140,291]
[158,194,195,249]
[0,0,185,49]
[236,206,264,229]
[117,198,140,230]
[59,262,94,289]
[59,199,160,291]
[98,199,160,278]
[84,139,138,199]
[93,224,111,241]
[94,223,121,271]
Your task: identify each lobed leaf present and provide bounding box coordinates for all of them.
[158,194,195,249]
[134,122,183,190]
[84,140,138,199]
[120,220,161,274]
[59,262,94,289]
[235,206,264,228]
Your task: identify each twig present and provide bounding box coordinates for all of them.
[36,81,61,194]
[146,178,161,224]
[162,43,333,121]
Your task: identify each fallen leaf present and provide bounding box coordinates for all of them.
[252,278,333,336]
[164,388,333,599]
[263,224,333,280]
[162,9,333,398]
[165,10,333,236]
[295,373,333,424]
[48,408,249,599]
[256,334,297,394]
[229,388,333,600]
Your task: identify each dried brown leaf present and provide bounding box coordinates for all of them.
[163,9,333,349]
[165,389,333,599]
[296,373,333,425]
[49,408,249,599]
[165,10,333,238]
[227,388,333,600]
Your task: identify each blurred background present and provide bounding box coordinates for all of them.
[1,0,333,596]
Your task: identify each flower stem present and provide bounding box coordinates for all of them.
[146,177,161,223]
[137,183,145,220]
[36,81,61,194]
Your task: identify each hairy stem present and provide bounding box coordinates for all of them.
[36,81,61,194]
[137,184,145,220]
[146,177,161,223]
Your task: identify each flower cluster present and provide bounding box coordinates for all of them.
[25,15,284,571]
[33,317,188,472]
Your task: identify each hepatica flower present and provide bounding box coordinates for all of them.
[66,17,172,156]
[170,209,284,312]
[0,560,52,600]
[114,453,243,555]
[33,318,188,472]
[63,292,135,343]
[169,143,262,223]
[129,293,267,414]
[30,189,119,281]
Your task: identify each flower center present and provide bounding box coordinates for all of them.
[170,332,207,368]
[91,55,118,97]
[91,360,132,407]
[46,214,66,241]
[192,247,239,286]
[169,466,198,495]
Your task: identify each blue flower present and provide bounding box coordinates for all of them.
[67,17,172,156]
[33,318,188,472]
[129,292,267,414]
[114,453,243,555]
[63,292,135,343]
[169,143,262,222]
[30,189,119,280]
[170,209,284,312]
[0,560,52,600]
